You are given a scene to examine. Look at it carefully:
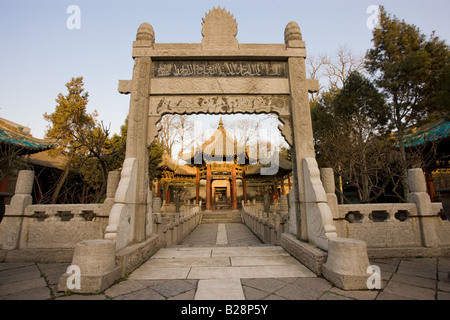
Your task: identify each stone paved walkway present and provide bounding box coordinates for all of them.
[1,222,450,301]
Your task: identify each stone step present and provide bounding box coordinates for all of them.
[200,212,242,224]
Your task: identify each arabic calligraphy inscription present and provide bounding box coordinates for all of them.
[153,61,287,78]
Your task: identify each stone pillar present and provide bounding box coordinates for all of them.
[206,164,212,211]
[279,194,289,218]
[285,22,316,242]
[102,171,120,216]
[320,168,339,219]
[408,168,438,248]
[119,23,154,244]
[2,170,34,250]
[152,196,161,214]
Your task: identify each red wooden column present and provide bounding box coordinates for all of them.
[288,173,292,190]
[164,182,170,203]
[272,178,278,204]
[231,164,238,211]
[425,170,436,202]
[196,167,200,204]
[281,175,286,195]
[206,164,212,211]
[157,178,162,198]
[242,171,247,203]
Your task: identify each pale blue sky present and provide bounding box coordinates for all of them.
[1,0,449,139]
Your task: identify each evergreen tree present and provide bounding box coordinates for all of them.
[365,6,450,200]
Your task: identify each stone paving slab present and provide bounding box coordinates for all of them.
[129,266,191,280]
[151,248,213,259]
[187,264,316,279]
[382,280,436,300]
[195,279,245,300]
[230,255,301,266]
[390,272,436,289]
[216,223,228,245]
[211,246,290,257]
[149,257,231,268]
[1,221,450,301]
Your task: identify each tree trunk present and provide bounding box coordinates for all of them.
[94,161,108,203]
[51,162,70,204]
[397,128,410,202]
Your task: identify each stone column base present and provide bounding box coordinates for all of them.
[57,239,121,294]
[321,238,371,291]
[58,267,121,294]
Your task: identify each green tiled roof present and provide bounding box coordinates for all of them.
[403,120,450,147]
[0,120,54,151]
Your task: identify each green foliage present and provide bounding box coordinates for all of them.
[149,139,164,182]
[43,77,126,203]
[44,77,92,155]
[365,6,450,200]
[312,72,393,203]
[365,7,449,127]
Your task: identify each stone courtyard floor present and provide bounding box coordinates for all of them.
[1,222,450,301]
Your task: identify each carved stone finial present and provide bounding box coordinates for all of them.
[284,21,303,47]
[136,22,155,43]
[201,7,238,49]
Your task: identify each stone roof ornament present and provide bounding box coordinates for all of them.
[201,7,238,49]
[284,21,304,48]
[136,22,155,44]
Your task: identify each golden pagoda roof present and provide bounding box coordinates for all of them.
[181,117,247,163]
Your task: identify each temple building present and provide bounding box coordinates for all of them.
[155,118,293,211]
[0,117,61,203]
[403,119,450,202]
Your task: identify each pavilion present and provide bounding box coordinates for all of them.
[155,118,293,211]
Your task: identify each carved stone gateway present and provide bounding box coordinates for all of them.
[112,7,336,252]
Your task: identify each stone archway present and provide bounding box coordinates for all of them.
[106,7,337,252]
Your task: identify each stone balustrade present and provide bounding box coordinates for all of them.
[336,203,442,242]
[1,200,110,260]
[152,200,202,246]
[323,168,450,258]
[1,170,121,262]
[242,168,450,259]
[241,196,289,245]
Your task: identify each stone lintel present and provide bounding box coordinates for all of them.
[150,78,290,95]
[132,44,306,59]
[306,79,320,93]
[148,95,290,117]
[118,80,133,95]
